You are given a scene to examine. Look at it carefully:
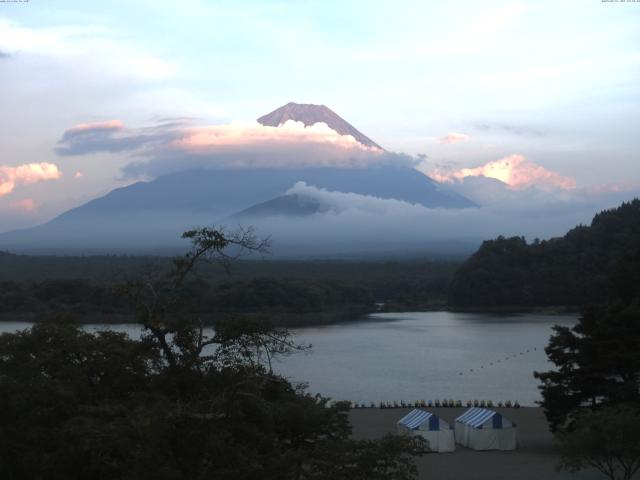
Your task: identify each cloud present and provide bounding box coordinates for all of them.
[475,123,543,137]
[443,176,632,215]
[64,120,124,133]
[171,120,380,151]
[239,182,640,256]
[581,182,635,194]
[427,154,576,190]
[54,120,160,156]
[0,50,9,59]
[126,120,411,176]
[0,163,62,197]
[9,198,38,212]
[439,132,471,144]
[472,2,526,35]
[55,118,413,176]
[286,181,424,215]
[0,19,177,81]
[74,171,84,179]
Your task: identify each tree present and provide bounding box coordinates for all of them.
[557,405,640,480]
[0,317,160,480]
[449,199,640,307]
[118,225,272,372]
[0,226,425,480]
[534,251,640,431]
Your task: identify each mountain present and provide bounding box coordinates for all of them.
[0,167,474,252]
[445,176,513,206]
[231,194,328,219]
[0,103,476,254]
[449,199,640,307]
[258,102,382,149]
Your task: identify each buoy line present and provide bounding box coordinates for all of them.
[457,347,539,376]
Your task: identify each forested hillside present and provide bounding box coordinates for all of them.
[449,199,640,307]
[0,256,457,326]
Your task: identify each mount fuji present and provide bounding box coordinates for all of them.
[0,103,475,254]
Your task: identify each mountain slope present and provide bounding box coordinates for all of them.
[258,102,382,149]
[449,199,640,307]
[0,167,475,252]
[231,194,327,219]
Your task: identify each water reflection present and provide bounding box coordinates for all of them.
[0,311,575,406]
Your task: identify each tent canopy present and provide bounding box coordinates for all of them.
[398,409,446,431]
[455,407,512,429]
[397,409,456,452]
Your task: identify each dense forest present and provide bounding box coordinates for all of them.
[0,254,457,326]
[449,199,640,308]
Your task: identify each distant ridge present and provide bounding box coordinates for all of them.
[230,193,328,219]
[0,167,476,253]
[258,102,383,150]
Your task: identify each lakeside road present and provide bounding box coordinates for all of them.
[349,407,604,480]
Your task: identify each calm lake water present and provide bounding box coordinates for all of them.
[0,311,576,406]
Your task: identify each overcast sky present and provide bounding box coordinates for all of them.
[1,0,639,231]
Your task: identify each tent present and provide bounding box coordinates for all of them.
[454,407,517,450]
[397,409,455,453]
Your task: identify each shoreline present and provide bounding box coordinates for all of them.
[381,305,580,315]
[446,305,581,315]
[349,407,600,480]
[0,306,579,328]
[0,307,372,327]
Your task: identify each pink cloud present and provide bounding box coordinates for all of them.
[439,132,470,144]
[429,154,576,190]
[9,198,38,212]
[0,162,62,196]
[66,120,124,134]
[170,120,381,152]
[56,117,414,175]
[140,120,395,171]
[74,171,83,179]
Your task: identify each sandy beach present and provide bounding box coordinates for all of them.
[349,407,606,480]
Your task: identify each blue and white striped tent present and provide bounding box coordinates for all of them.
[454,408,516,450]
[397,409,455,452]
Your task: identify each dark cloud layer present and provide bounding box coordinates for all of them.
[121,148,417,179]
[54,121,176,156]
[55,120,418,176]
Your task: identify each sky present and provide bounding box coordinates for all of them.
[1,0,639,233]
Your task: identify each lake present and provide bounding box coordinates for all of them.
[0,311,576,406]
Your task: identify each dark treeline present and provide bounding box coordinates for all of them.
[449,199,640,308]
[0,255,457,326]
[4,198,639,318]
